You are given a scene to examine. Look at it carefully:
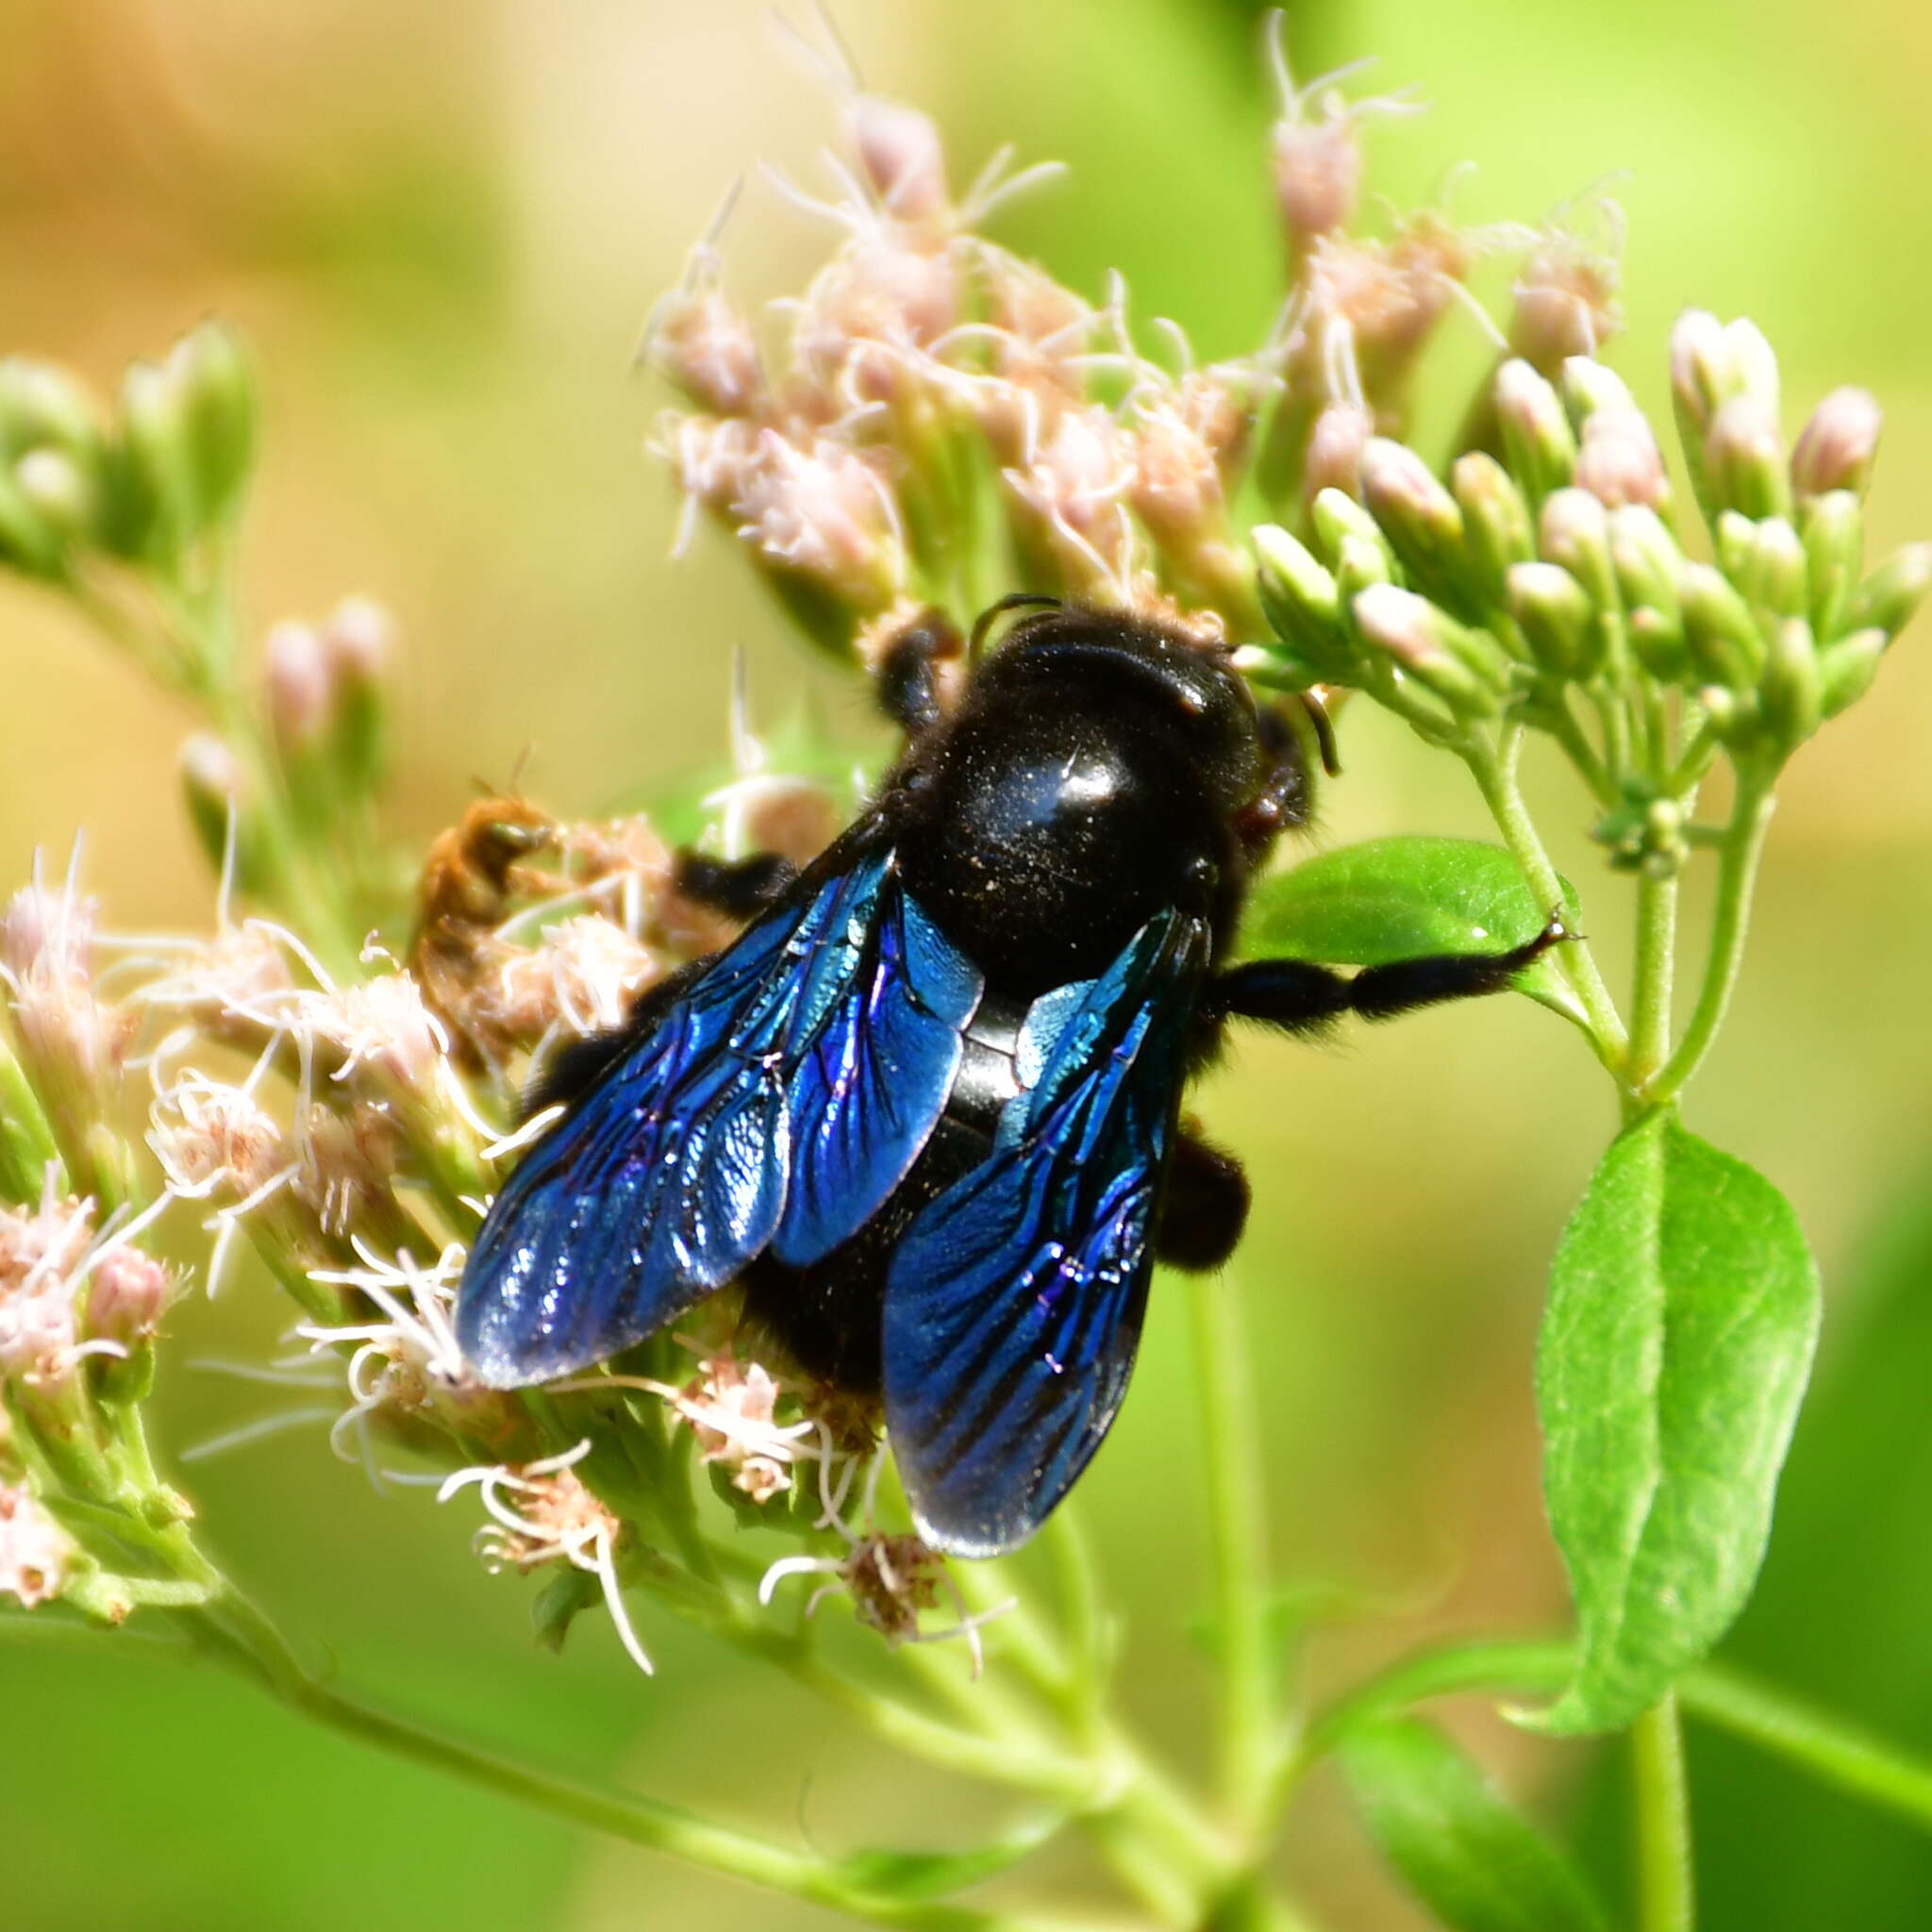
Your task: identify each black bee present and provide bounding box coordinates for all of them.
[456,599,1559,1557]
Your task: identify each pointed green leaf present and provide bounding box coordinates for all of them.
[1242,836,1582,1023]
[1524,1114,1821,1735]
[1339,1717,1608,1932]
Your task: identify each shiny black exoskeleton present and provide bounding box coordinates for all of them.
[458,598,1561,1556]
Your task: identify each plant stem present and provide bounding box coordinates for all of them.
[1461,729,1629,1071]
[1631,1694,1695,1932]
[1625,865,1677,1101]
[184,1588,1041,1932]
[1641,769,1775,1105]
[1679,1663,1932,1836]
[1189,1270,1280,1840]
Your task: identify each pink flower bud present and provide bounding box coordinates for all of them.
[1273,113,1362,246]
[1790,387,1881,502]
[265,620,332,753]
[321,595,392,684]
[86,1243,172,1347]
[1574,407,1669,509]
[647,288,764,417]
[1302,400,1373,503]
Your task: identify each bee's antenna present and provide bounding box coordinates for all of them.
[1296,689,1341,777]
[969,591,1060,662]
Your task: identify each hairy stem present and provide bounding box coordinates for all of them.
[1631,1694,1695,1932]
[1641,769,1776,1105]
[1625,865,1678,1102]
[1462,728,1629,1071]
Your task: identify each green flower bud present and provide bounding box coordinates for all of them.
[1757,616,1822,754]
[1680,561,1765,688]
[1790,387,1880,504]
[1359,438,1470,606]
[1703,394,1790,521]
[1626,604,1688,681]
[107,358,196,561]
[1694,684,1750,741]
[1817,627,1889,718]
[1351,583,1502,713]
[0,465,65,578]
[1252,523,1349,675]
[1538,488,1617,625]
[1450,451,1533,604]
[13,448,96,550]
[1846,541,1932,639]
[1310,486,1393,573]
[1800,490,1863,641]
[1714,509,1757,584]
[1607,505,1681,617]
[1334,532,1393,608]
[179,732,251,874]
[1559,356,1639,425]
[1739,516,1807,625]
[0,359,102,464]
[1506,560,1595,678]
[171,320,256,528]
[1494,358,1577,505]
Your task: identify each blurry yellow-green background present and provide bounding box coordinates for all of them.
[7,0,1932,1925]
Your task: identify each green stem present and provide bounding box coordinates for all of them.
[1679,1664,1932,1833]
[1631,1694,1695,1932]
[1625,865,1677,1101]
[1461,729,1629,1071]
[1641,768,1776,1106]
[1188,1270,1280,1840]
[181,1593,1035,1932]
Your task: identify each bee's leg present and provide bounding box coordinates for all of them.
[1206,913,1571,1035]
[671,849,798,920]
[1157,1126,1250,1271]
[874,608,965,736]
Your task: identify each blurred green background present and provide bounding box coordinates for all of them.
[5,0,1932,1924]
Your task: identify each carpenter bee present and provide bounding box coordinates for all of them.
[456,599,1560,1557]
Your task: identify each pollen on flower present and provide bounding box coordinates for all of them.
[0,1482,70,1608]
[658,1349,817,1503]
[439,1440,654,1675]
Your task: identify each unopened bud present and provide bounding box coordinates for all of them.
[13,448,95,547]
[1539,488,1615,613]
[0,359,101,460]
[179,732,251,873]
[1507,561,1595,678]
[86,1243,172,1350]
[1575,408,1670,511]
[0,467,64,577]
[1352,583,1501,712]
[1310,486,1392,572]
[1801,491,1863,640]
[1451,452,1533,604]
[1359,438,1471,602]
[171,320,256,527]
[108,358,194,561]
[265,621,332,756]
[1253,524,1357,683]
[1739,517,1807,625]
[1494,358,1577,505]
[1704,394,1790,520]
[1817,627,1890,718]
[320,596,391,790]
[849,96,950,225]
[1608,506,1681,616]
[1847,541,1932,639]
[1758,617,1822,755]
[1680,562,1765,687]
[1333,533,1393,608]
[1670,309,1780,433]
[1559,357,1638,425]
[1626,604,1687,681]
[1790,387,1881,503]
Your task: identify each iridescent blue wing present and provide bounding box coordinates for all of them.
[881,907,1209,1556]
[457,846,981,1387]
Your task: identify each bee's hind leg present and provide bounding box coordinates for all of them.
[1157,1126,1250,1271]
[670,849,798,920]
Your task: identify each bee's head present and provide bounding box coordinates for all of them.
[973,602,1265,808]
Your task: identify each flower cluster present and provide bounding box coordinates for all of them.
[646,37,1636,673]
[1248,324,1926,870]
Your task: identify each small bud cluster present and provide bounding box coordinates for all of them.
[1249,324,1924,821]
[0,322,253,587]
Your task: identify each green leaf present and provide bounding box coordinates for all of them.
[1242,836,1583,1024]
[1339,1717,1608,1932]
[1524,1114,1821,1735]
